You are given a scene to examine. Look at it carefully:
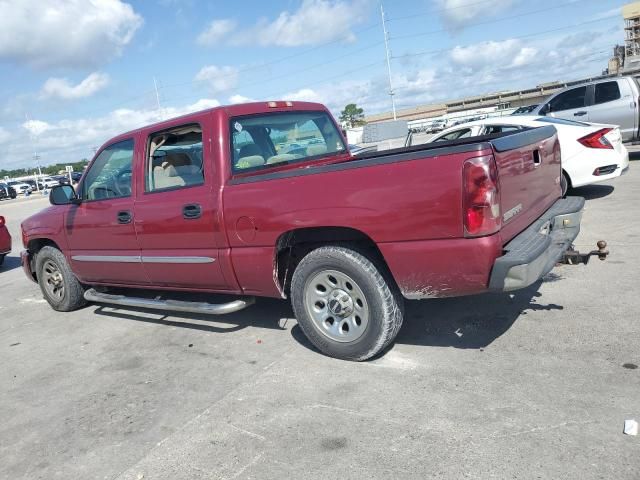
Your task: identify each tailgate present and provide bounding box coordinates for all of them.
[490,126,561,244]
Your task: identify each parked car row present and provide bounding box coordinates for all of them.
[2,173,83,197]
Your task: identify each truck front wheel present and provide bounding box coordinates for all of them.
[36,246,87,312]
[291,246,404,361]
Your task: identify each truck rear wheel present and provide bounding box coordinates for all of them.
[291,246,404,361]
[36,246,87,312]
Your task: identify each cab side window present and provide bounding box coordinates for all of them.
[146,125,204,192]
[81,139,134,201]
[595,82,621,105]
[548,86,587,112]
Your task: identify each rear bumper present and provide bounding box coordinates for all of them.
[21,250,36,282]
[489,196,584,292]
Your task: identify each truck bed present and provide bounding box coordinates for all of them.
[225,125,561,298]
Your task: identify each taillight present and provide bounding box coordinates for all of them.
[0,216,4,228]
[578,128,613,149]
[463,156,501,237]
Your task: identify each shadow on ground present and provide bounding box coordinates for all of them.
[89,280,563,357]
[91,291,293,334]
[571,184,614,200]
[291,279,563,355]
[0,255,23,273]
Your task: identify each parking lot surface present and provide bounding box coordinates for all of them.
[1,164,639,479]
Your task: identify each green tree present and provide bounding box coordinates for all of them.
[339,103,366,128]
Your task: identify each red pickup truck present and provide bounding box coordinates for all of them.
[20,101,604,360]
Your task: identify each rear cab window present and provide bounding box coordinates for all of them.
[230,111,346,173]
[594,81,621,105]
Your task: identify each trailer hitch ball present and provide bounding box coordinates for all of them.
[561,240,609,265]
[596,240,608,261]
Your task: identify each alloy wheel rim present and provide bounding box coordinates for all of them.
[43,260,65,301]
[303,269,369,343]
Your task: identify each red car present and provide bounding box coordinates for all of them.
[20,101,606,360]
[0,216,11,266]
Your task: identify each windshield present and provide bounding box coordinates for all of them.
[230,111,346,173]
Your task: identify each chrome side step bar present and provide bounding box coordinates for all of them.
[84,288,255,315]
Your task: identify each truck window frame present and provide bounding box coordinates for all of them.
[228,110,347,175]
[79,138,135,203]
[594,81,622,105]
[548,86,588,112]
[144,123,205,194]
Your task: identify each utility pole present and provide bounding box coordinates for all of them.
[381,3,397,120]
[33,153,41,191]
[153,77,163,120]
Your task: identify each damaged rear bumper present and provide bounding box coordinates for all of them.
[489,196,588,292]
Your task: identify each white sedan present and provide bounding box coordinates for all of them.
[417,116,629,196]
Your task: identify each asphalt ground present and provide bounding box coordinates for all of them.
[0,159,638,479]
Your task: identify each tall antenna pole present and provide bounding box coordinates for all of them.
[25,113,41,191]
[381,3,397,120]
[153,77,163,120]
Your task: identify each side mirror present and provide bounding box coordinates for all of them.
[50,185,80,206]
[539,104,550,115]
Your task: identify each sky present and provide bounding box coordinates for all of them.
[0,0,625,170]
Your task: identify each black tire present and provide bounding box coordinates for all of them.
[561,172,570,198]
[291,246,404,361]
[36,246,87,312]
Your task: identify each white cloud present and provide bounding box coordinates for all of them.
[23,120,52,137]
[41,72,110,100]
[195,65,239,93]
[282,88,323,102]
[0,0,143,68]
[0,98,221,170]
[450,39,538,70]
[228,94,255,104]
[198,0,369,47]
[197,19,237,46]
[435,0,517,29]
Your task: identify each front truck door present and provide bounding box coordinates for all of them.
[132,119,230,290]
[65,138,149,285]
[547,85,590,122]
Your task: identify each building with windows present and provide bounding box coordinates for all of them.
[623,2,640,72]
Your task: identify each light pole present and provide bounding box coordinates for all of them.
[33,153,42,191]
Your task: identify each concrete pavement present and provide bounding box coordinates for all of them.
[0,165,638,479]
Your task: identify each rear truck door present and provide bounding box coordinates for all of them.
[588,80,636,142]
[132,116,231,290]
[546,85,590,122]
[490,125,561,244]
[65,137,149,285]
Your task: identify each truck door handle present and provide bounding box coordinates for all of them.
[117,211,132,224]
[183,203,202,219]
[574,111,587,116]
